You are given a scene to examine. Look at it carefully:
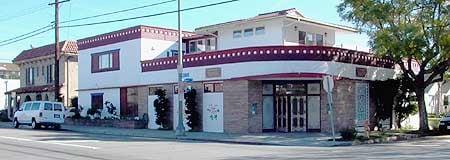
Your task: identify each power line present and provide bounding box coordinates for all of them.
[0,25,53,44]
[0,4,50,22]
[61,0,176,24]
[60,0,240,28]
[0,28,53,47]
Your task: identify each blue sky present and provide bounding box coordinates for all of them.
[0,0,370,62]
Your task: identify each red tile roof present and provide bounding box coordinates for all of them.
[13,41,78,62]
[5,85,58,94]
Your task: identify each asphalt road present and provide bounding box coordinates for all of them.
[0,127,449,160]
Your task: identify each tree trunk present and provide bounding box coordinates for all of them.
[416,88,429,132]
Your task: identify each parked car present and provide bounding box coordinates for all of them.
[13,101,65,129]
[439,114,450,133]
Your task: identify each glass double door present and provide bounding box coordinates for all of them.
[275,96,306,132]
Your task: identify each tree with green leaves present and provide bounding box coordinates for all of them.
[185,88,200,131]
[338,0,450,132]
[154,89,171,130]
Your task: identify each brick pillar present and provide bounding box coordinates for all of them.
[223,80,249,133]
[248,81,263,133]
[321,79,358,132]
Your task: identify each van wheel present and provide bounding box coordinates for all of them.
[54,124,61,130]
[13,119,19,128]
[31,119,40,129]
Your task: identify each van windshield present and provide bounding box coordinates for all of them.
[54,104,63,111]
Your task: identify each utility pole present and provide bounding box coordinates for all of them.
[49,0,69,102]
[175,0,186,136]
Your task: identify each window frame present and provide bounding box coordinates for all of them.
[243,28,254,37]
[91,49,120,73]
[204,82,223,93]
[233,30,242,38]
[255,26,265,35]
[316,34,324,46]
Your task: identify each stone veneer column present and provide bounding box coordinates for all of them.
[247,81,263,133]
[137,86,149,118]
[223,80,263,134]
[223,80,249,133]
[321,79,360,132]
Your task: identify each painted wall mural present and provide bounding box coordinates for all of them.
[203,93,224,133]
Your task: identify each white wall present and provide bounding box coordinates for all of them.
[78,88,120,116]
[283,20,336,46]
[141,38,178,60]
[202,93,224,133]
[140,61,396,86]
[0,79,20,110]
[78,38,177,90]
[148,95,159,129]
[213,18,284,50]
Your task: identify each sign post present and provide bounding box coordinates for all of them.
[323,75,336,144]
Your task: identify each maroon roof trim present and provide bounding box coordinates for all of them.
[141,46,395,72]
[77,25,195,50]
[230,73,324,80]
[14,41,78,62]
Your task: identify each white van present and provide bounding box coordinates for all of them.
[13,101,65,129]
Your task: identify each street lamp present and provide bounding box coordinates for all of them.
[175,0,186,136]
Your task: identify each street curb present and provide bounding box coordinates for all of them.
[60,126,291,146]
[351,134,420,145]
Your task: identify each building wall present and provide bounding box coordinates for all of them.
[0,79,20,110]
[78,88,121,116]
[212,18,284,51]
[283,20,336,46]
[321,78,358,132]
[223,80,249,133]
[15,54,77,107]
[247,80,263,133]
[78,39,142,90]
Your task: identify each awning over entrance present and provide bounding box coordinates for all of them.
[5,85,57,94]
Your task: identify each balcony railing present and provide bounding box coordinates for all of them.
[141,46,395,72]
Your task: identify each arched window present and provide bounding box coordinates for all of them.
[36,94,42,101]
[44,94,49,101]
[24,95,31,102]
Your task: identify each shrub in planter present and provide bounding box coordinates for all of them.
[154,89,171,130]
[340,128,357,141]
[185,88,200,131]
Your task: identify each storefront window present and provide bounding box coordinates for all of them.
[204,82,223,93]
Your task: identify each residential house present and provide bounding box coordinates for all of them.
[77,8,396,133]
[6,41,78,118]
[0,63,20,110]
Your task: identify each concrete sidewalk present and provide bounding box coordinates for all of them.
[61,125,348,147]
[0,122,347,147]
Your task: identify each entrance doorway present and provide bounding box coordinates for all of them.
[263,81,321,132]
[275,96,306,132]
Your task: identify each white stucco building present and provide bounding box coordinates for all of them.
[77,9,396,133]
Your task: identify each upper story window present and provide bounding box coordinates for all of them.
[46,64,54,84]
[243,28,254,37]
[299,31,306,44]
[306,33,315,45]
[316,34,324,46]
[99,53,113,69]
[255,27,265,35]
[25,67,35,85]
[91,49,120,73]
[206,38,216,51]
[189,41,197,53]
[233,30,242,38]
[299,31,324,46]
